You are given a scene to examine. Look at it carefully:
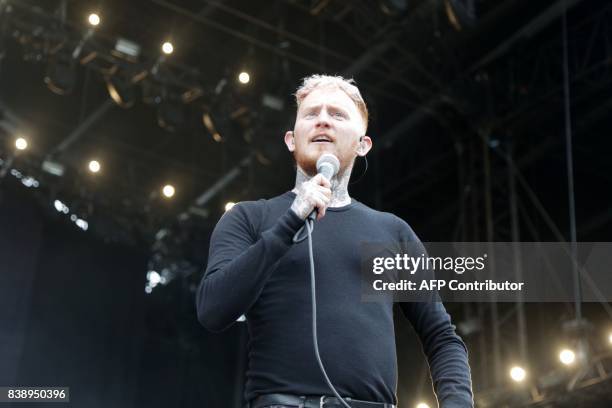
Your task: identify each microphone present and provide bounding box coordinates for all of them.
[307,153,340,221]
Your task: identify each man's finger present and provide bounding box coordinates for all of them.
[320,175,331,188]
[314,188,332,201]
[313,173,331,188]
[317,207,326,220]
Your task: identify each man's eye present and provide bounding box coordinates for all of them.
[334,112,346,118]
[304,112,316,118]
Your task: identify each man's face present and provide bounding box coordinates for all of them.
[285,87,370,176]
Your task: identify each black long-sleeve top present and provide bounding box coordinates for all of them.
[196,191,473,407]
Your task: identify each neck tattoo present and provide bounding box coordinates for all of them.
[292,166,352,207]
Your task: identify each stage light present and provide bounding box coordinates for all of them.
[162,184,175,198]
[181,87,203,104]
[45,55,76,95]
[509,366,526,382]
[88,160,100,173]
[88,13,100,27]
[608,332,612,345]
[559,349,576,365]
[42,159,65,177]
[147,270,161,287]
[416,403,430,408]
[444,0,476,32]
[75,219,88,231]
[15,137,28,150]
[238,71,250,84]
[262,93,284,111]
[161,41,174,55]
[225,202,235,212]
[202,112,223,142]
[21,176,39,188]
[53,199,70,214]
[106,75,135,108]
[114,38,141,59]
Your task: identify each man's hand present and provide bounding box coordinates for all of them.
[291,174,332,220]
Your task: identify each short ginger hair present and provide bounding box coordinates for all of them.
[294,74,369,131]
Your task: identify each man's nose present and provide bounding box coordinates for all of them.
[315,111,331,128]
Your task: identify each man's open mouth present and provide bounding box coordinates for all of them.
[311,136,332,143]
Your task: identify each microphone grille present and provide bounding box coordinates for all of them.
[316,153,340,179]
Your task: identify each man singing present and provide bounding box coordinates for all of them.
[196,75,473,408]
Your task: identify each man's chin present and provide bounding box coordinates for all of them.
[294,154,318,176]
[294,149,351,177]
[296,162,317,177]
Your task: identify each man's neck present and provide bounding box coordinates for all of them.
[292,166,352,207]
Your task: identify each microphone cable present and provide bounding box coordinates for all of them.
[348,154,368,186]
[293,219,352,408]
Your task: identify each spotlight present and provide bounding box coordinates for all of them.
[114,38,141,59]
[88,13,100,27]
[238,71,250,84]
[75,218,88,231]
[106,75,135,108]
[444,0,476,31]
[162,184,175,198]
[509,366,527,382]
[161,41,174,55]
[608,332,612,345]
[15,137,28,150]
[181,87,203,104]
[225,202,235,212]
[53,199,70,214]
[45,54,76,95]
[416,403,430,408]
[202,112,223,142]
[147,270,161,287]
[88,160,100,173]
[262,93,284,111]
[559,349,576,365]
[21,176,39,188]
[42,159,65,177]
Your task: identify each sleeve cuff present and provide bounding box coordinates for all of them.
[265,208,305,246]
[440,396,474,408]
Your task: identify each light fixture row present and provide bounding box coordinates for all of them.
[14,139,101,174]
[86,13,250,84]
[11,137,239,209]
[508,335,612,384]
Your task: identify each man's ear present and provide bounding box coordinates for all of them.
[357,135,373,156]
[284,130,295,152]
